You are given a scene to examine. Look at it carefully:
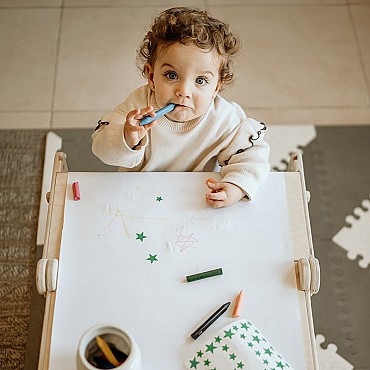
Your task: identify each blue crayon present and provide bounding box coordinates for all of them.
[139,103,176,126]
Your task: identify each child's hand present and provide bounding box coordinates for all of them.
[124,106,157,148]
[205,178,245,208]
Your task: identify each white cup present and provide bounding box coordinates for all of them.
[76,324,142,370]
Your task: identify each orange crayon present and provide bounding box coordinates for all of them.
[232,290,244,318]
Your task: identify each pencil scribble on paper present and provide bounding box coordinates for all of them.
[175,226,198,252]
[105,206,169,238]
[107,207,130,238]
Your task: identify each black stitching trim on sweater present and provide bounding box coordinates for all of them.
[222,122,267,166]
[94,120,110,132]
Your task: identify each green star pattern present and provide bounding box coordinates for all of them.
[252,335,261,343]
[156,196,163,202]
[186,320,293,370]
[146,254,158,263]
[223,329,235,339]
[135,232,147,242]
[240,322,250,330]
[265,348,273,356]
[229,353,237,360]
[205,342,217,353]
[189,357,199,369]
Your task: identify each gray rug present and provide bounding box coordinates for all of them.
[0,130,46,370]
[0,127,369,370]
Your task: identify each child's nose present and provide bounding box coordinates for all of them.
[175,81,192,99]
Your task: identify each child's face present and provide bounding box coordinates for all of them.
[146,42,222,122]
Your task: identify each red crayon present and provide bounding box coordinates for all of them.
[72,182,80,201]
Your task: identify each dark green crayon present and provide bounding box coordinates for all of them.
[186,268,223,282]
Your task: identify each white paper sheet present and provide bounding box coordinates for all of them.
[49,172,306,369]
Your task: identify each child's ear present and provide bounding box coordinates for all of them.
[212,81,223,98]
[145,63,155,91]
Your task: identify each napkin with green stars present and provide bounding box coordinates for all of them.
[185,319,294,370]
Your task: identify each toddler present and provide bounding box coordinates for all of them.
[92,7,270,208]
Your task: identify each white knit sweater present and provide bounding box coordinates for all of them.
[92,85,270,200]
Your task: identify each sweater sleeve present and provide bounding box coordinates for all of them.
[91,86,149,168]
[218,118,270,200]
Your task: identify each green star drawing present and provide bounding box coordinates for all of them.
[247,342,253,348]
[237,362,245,369]
[240,333,246,339]
[233,325,239,331]
[255,350,261,356]
[136,232,147,242]
[223,329,235,339]
[263,359,269,365]
[189,357,199,369]
[240,322,249,330]
[229,353,237,360]
[214,336,222,343]
[146,254,158,263]
[205,342,217,353]
[156,196,163,202]
[276,361,285,369]
[204,359,211,366]
[222,344,229,352]
[197,351,203,358]
[252,335,261,343]
[264,348,273,356]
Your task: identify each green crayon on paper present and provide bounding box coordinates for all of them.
[186,268,223,282]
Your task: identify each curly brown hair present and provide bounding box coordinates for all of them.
[137,7,241,90]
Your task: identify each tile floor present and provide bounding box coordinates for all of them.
[0,1,370,128]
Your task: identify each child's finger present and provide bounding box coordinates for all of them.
[205,197,224,208]
[206,180,224,193]
[206,190,226,201]
[127,107,154,125]
[138,106,155,119]
[126,109,141,125]
[142,118,159,131]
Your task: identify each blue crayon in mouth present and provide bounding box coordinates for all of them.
[139,103,176,126]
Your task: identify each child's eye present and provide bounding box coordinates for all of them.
[195,77,208,85]
[164,71,178,80]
